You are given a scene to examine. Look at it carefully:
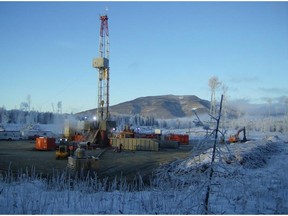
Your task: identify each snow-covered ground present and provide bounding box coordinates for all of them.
[0,132,287,214]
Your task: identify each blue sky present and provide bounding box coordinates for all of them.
[0,1,287,113]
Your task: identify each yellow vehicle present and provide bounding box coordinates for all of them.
[56,144,70,160]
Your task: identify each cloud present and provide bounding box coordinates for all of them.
[260,97,275,103]
[228,98,251,104]
[258,87,288,95]
[228,76,260,83]
[276,96,288,104]
[259,95,288,104]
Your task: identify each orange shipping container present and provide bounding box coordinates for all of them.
[35,137,56,150]
[167,134,189,145]
[179,135,189,145]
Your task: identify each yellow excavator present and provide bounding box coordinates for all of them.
[228,127,248,143]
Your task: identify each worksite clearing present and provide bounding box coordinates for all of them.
[0,139,193,181]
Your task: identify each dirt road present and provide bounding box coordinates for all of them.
[0,140,194,181]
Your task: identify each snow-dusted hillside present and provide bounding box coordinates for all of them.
[78,94,210,119]
[0,133,287,214]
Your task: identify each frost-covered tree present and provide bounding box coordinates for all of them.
[264,97,273,117]
[0,107,9,124]
[208,76,221,124]
[221,84,228,130]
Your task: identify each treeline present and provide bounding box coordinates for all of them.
[0,108,169,128]
[0,107,201,130]
[4,107,287,133]
[75,113,183,129]
[111,114,160,130]
[0,108,61,125]
[110,114,194,130]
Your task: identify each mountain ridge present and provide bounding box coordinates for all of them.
[76,94,287,119]
[78,94,210,119]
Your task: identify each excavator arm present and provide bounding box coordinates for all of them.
[228,127,247,143]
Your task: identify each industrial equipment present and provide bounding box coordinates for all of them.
[35,137,56,151]
[91,13,116,147]
[55,138,70,159]
[59,13,115,178]
[228,127,247,143]
[165,134,189,145]
[93,14,110,122]
[117,125,135,138]
[56,145,69,160]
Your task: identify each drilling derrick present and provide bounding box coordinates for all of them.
[90,14,116,147]
[93,15,110,121]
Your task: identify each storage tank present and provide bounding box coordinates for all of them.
[75,147,86,159]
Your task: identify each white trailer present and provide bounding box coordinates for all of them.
[21,130,54,140]
[0,131,22,141]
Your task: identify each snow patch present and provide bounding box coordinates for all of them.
[266,135,282,143]
[0,134,288,214]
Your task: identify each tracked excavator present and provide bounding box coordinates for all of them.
[228,127,248,143]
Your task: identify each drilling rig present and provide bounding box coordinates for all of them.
[66,13,115,175]
[87,13,116,147]
[93,14,110,121]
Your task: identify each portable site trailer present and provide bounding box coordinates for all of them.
[21,130,54,140]
[0,131,22,140]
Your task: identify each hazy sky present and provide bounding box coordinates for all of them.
[0,1,287,113]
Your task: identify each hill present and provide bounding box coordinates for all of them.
[78,95,210,119]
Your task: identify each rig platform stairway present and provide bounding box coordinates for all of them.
[85,129,99,144]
